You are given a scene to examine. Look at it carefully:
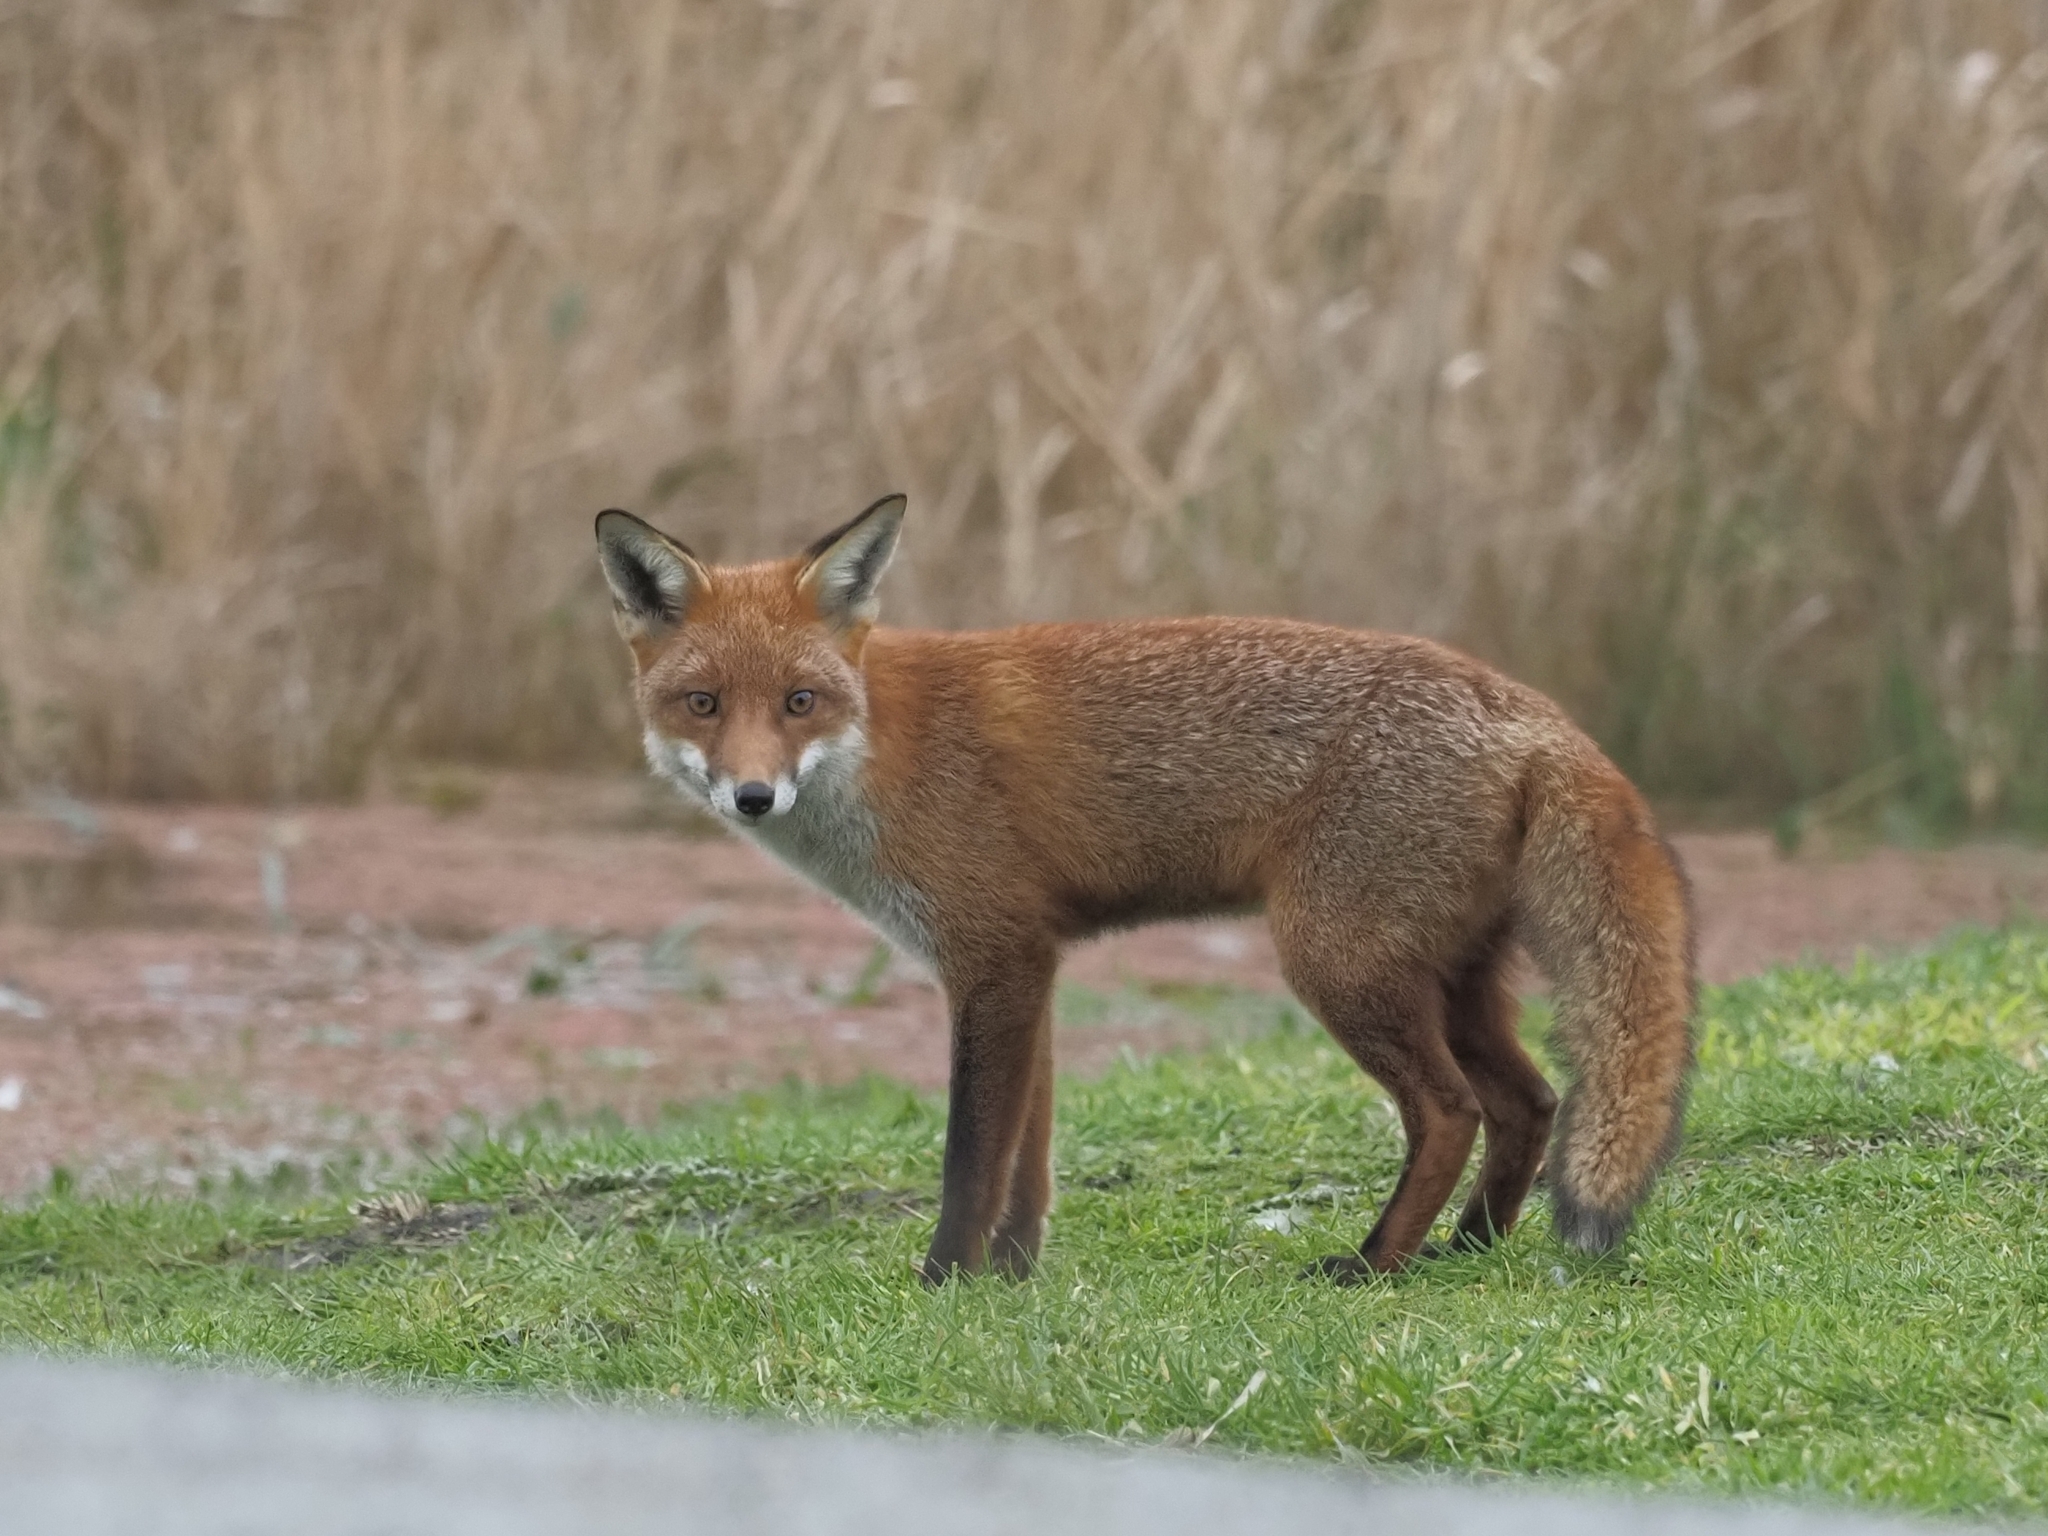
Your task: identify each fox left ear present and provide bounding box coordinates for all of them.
[796,493,906,632]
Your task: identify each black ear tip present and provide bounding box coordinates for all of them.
[594,508,634,540]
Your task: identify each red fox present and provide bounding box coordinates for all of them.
[596,494,1694,1283]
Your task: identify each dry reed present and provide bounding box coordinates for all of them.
[3,0,2047,822]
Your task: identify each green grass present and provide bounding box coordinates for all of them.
[12,933,2048,1516]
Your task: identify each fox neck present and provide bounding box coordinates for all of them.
[729,725,935,966]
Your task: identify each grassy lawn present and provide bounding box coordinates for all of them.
[9,933,2048,1517]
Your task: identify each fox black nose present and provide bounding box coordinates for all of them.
[734,781,776,819]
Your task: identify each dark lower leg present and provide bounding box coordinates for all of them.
[1294,977,1481,1280]
[1443,950,1557,1250]
[923,959,1054,1284]
[1316,1087,1480,1279]
[990,1020,1054,1278]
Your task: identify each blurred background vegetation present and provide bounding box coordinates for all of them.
[2,0,2047,836]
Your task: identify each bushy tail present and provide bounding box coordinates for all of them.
[1515,751,1696,1254]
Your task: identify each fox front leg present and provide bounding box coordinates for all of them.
[921,949,1056,1284]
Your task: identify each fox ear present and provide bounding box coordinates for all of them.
[595,509,707,644]
[796,493,905,632]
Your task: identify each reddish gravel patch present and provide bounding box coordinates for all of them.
[2,773,2045,1196]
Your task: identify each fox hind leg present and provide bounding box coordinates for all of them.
[1273,908,1483,1280]
[1436,932,1558,1252]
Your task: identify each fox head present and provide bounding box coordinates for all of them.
[594,493,905,824]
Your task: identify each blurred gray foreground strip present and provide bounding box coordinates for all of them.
[0,1355,1962,1536]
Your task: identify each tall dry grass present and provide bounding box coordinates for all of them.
[3,0,2048,822]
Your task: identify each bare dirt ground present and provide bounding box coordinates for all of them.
[3,772,2047,1198]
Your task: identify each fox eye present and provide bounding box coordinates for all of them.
[786,689,815,716]
[685,692,718,717]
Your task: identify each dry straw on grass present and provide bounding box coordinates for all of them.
[3,0,2047,821]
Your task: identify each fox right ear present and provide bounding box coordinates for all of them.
[595,510,707,645]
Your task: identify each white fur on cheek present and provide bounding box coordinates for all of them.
[774,729,855,815]
[795,738,832,783]
[643,728,712,804]
[639,728,750,821]
[708,777,739,817]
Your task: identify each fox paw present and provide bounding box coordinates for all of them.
[1416,1230,1494,1262]
[1303,1252,1389,1286]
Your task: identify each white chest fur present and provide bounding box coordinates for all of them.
[645,726,934,965]
[741,769,935,966]
[741,741,933,966]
